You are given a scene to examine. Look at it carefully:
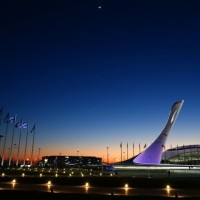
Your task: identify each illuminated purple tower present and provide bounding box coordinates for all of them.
[133,100,184,165]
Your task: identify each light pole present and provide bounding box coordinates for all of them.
[106,147,109,164]
[37,148,41,161]
[77,150,79,156]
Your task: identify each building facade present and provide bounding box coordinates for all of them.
[162,144,200,165]
[41,155,102,169]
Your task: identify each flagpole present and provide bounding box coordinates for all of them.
[127,142,128,159]
[139,143,141,154]
[1,122,9,166]
[16,129,22,167]
[0,107,3,159]
[30,125,35,166]
[183,145,185,165]
[0,135,3,158]
[133,142,134,157]
[120,142,122,162]
[0,107,3,136]
[8,125,16,167]
[23,127,29,167]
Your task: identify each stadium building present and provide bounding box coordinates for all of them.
[162,144,200,165]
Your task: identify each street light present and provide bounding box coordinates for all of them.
[77,151,79,156]
[37,148,41,161]
[106,147,109,164]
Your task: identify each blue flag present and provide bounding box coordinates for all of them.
[21,122,28,129]
[15,120,23,128]
[4,113,16,123]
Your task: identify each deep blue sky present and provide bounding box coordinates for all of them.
[1,0,200,162]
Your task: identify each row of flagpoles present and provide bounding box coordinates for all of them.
[119,141,186,162]
[0,107,36,167]
[119,142,147,162]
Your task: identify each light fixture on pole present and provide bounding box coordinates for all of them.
[106,146,109,164]
[37,148,41,161]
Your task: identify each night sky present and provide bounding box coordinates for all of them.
[1,0,200,163]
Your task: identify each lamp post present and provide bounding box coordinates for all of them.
[37,148,41,161]
[77,150,79,156]
[106,147,109,164]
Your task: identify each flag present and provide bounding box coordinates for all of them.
[15,120,23,128]
[15,120,28,129]
[30,124,35,133]
[21,122,28,129]
[15,122,21,128]
[4,113,16,123]
[9,115,16,123]
[120,142,122,148]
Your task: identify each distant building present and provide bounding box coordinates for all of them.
[41,156,102,169]
[162,144,200,165]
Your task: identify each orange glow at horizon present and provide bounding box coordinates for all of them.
[4,141,187,165]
